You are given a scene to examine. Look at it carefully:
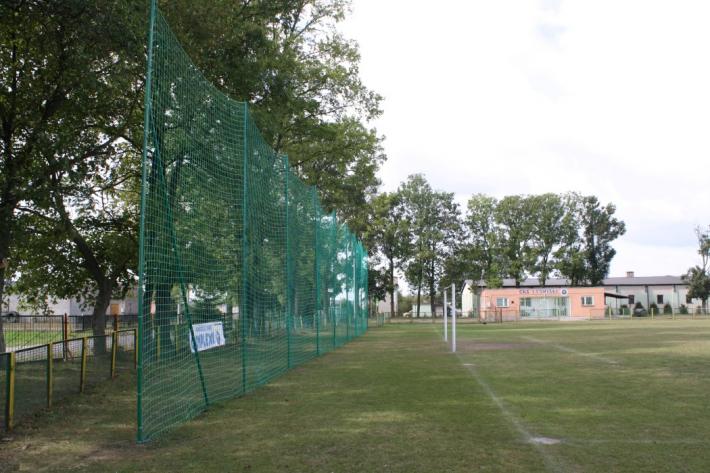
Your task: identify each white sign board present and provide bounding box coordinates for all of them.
[189,321,226,353]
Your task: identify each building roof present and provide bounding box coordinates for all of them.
[464,275,686,288]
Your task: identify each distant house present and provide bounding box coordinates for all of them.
[376,292,398,316]
[461,271,701,319]
[2,290,139,316]
[403,304,443,318]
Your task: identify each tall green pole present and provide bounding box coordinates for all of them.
[241,103,249,394]
[313,187,320,356]
[331,212,337,347]
[136,0,157,442]
[284,156,292,369]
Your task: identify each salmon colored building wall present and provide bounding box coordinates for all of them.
[479,286,607,320]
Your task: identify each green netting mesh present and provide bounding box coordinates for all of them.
[137,5,369,442]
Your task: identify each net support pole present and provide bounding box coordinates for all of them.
[331,213,337,348]
[352,239,357,338]
[284,156,292,370]
[346,234,351,341]
[136,0,157,442]
[240,102,249,394]
[313,187,320,356]
[451,283,457,353]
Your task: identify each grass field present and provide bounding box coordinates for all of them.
[3,319,710,472]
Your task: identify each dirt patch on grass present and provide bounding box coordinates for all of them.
[456,341,536,352]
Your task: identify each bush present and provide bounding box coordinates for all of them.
[620,304,630,316]
[649,303,659,314]
[633,302,647,317]
[680,304,689,315]
[663,303,673,315]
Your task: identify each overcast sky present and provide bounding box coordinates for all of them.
[341,0,710,277]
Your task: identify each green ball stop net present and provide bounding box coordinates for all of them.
[137,4,368,442]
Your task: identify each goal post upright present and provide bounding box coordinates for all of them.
[452,283,456,353]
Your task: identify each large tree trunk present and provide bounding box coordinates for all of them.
[92,279,113,355]
[92,280,112,337]
[0,208,14,353]
[155,281,177,355]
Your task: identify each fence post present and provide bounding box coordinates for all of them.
[47,343,53,408]
[111,331,118,379]
[134,328,138,370]
[63,313,69,361]
[5,352,15,431]
[80,336,88,393]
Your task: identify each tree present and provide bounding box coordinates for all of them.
[684,266,710,310]
[367,192,410,317]
[528,193,575,286]
[578,196,626,285]
[458,194,500,285]
[160,0,385,236]
[694,226,710,271]
[0,0,384,349]
[683,227,710,310]
[554,193,625,286]
[423,191,462,317]
[399,175,434,318]
[398,175,461,318]
[494,196,536,286]
[0,0,144,348]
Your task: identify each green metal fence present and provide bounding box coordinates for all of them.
[1,330,136,431]
[137,4,369,442]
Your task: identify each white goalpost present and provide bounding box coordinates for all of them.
[443,283,456,352]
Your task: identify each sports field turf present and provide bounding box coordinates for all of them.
[2,319,710,472]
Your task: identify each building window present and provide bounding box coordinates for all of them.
[657,294,664,304]
[628,295,635,305]
[686,294,693,304]
[496,297,509,308]
[581,296,594,306]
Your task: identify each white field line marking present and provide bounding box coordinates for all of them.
[571,438,708,445]
[453,351,569,473]
[521,336,620,365]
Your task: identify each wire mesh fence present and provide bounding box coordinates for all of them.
[137,5,368,442]
[1,314,138,352]
[1,330,136,432]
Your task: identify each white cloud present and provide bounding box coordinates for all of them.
[342,0,710,276]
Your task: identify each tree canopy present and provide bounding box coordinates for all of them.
[0,0,385,345]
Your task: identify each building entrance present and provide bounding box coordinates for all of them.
[520,296,568,318]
